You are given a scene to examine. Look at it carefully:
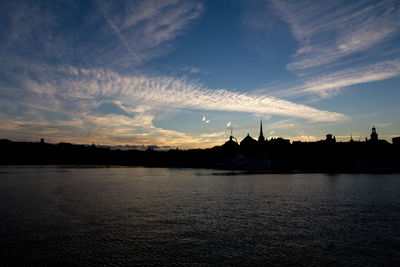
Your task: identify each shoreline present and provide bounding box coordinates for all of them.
[1,163,399,174]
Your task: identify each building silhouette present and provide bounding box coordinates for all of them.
[325,134,336,143]
[370,126,378,142]
[1,123,399,172]
[240,133,257,147]
[258,120,265,144]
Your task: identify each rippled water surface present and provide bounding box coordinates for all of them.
[1,166,400,265]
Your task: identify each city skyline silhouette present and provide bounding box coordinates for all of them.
[2,123,399,173]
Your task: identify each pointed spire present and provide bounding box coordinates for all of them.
[258,120,265,143]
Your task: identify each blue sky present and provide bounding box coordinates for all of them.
[1,0,400,148]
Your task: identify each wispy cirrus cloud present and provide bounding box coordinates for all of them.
[274,58,400,97]
[249,0,400,99]
[41,66,347,122]
[0,0,204,70]
[96,0,204,65]
[271,0,400,72]
[302,59,400,97]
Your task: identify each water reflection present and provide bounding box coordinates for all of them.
[0,166,399,265]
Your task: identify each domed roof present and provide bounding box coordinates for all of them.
[221,135,239,152]
[240,134,257,146]
[223,138,238,147]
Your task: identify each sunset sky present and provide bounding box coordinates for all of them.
[1,0,400,149]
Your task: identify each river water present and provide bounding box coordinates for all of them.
[1,166,399,265]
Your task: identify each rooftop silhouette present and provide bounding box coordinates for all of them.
[1,125,399,173]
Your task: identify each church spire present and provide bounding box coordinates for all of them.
[258,120,265,143]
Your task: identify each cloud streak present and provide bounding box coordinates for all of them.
[272,0,400,72]
[94,0,204,66]
[302,59,400,96]
[0,0,204,70]
[243,0,400,101]
[274,58,400,98]
[42,67,347,122]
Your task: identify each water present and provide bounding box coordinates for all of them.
[1,166,400,265]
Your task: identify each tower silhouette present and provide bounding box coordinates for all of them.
[258,120,265,143]
[370,126,378,142]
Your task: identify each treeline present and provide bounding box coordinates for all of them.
[0,139,228,168]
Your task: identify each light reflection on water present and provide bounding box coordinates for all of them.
[1,166,400,265]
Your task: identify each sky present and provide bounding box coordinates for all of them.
[1,0,400,149]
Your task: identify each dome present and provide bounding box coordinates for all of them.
[240,134,257,147]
